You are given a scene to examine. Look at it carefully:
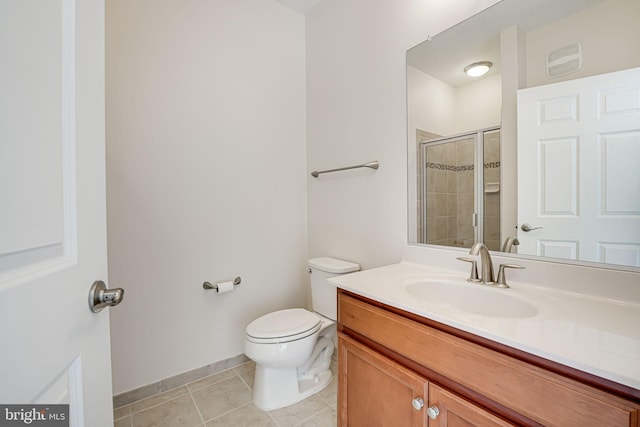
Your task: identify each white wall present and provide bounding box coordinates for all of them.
[106,0,307,394]
[407,65,456,138]
[525,0,640,87]
[455,74,502,133]
[307,0,501,269]
[408,67,502,138]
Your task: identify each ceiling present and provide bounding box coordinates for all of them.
[272,0,322,15]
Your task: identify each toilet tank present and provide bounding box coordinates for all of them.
[308,257,360,320]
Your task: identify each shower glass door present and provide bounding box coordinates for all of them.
[419,127,500,250]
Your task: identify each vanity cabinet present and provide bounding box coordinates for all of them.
[339,334,428,426]
[427,382,514,427]
[339,334,513,426]
[337,290,640,427]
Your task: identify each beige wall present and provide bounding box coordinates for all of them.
[525,0,640,87]
[307,0,501,269]
[407,67,502,141]
[106,0,307,394]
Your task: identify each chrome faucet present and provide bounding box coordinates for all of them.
[469,242,495,284]
[501,236,520,253]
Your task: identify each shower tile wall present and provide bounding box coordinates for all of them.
[425,132,501,250]
[456,140,475,247]
[484,130,501,251]
[426,140,475,248]
[426,143,456,246]
[416,130,442,242]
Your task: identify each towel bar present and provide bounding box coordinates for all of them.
[311,160,379,178]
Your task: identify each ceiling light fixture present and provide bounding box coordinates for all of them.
[464,61,492,77]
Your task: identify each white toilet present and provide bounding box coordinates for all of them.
[244,257,360,411]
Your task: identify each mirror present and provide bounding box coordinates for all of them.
[407,0,640,269]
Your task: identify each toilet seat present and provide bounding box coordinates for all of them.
[246,308,321,344]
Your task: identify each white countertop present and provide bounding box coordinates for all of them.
[331,261,640,390]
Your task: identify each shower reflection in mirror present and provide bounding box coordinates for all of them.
[417,127,501,251]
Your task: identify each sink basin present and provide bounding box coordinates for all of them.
[405,280,538,318]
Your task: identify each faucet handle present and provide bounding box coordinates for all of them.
[496,264,525,288]
[456,257,480,282]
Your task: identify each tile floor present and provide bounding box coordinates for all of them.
[113,361,337,427]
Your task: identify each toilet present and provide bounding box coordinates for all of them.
[244,257,360,411]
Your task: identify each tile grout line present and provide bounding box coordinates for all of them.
[111,409,132,426]
[186,386,207,426]
[117,360,337,426]
[230,365,283,427]
[126,388,190,416]
[186,371,237,394]
[120,368,239,418]
[293,406,333,427]
[232,366,252,391]
[191,370,259,425]
[184,372,244,426]
[200,401,260,426]
[265,408,282,427]
[113,354,249,409]
[113,405,132,422]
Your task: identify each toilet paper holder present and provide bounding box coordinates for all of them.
[203,276,241,291]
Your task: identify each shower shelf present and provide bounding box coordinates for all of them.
[484,182,500,193]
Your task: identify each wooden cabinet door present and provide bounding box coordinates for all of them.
[339,334,429,427]
[428,384,514,427]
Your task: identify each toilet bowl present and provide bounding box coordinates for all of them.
[245,309,336,410]
[244,257,359,411]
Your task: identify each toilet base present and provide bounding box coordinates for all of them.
[252,364,333,411]
[245,318,336,411]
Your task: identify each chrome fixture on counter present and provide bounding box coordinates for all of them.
[456,257,479,282]
[495,264,525,288]
[469,243,495,284]
[501,236,520,253]
[467,242,525,288]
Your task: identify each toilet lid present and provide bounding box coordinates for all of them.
[246,308,321,343]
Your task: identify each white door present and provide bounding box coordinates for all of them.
[0,1,116,426]
[517,67,640,267]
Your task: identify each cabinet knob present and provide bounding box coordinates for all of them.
[411,397,424,410]
[427,405,440,420]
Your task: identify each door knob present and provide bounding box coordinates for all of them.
[520,223,543,232]
[89,280,125,313]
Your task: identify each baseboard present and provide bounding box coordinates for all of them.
[112,353,249,409]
